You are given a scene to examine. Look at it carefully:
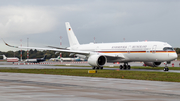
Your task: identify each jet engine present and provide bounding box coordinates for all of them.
[143,62,161,67]
[88,55,107,67]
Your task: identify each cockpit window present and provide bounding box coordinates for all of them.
[163,47,174,51]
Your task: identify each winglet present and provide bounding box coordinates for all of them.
[2,39,18,48]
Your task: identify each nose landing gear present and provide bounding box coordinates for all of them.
[164,62,170,71]
[164,67,169,71]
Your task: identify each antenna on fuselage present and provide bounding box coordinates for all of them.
[94,37,96,43]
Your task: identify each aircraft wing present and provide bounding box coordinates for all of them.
[100,53,125,61]
[23,46,90,55]
[47,46,69,50]
[3,41,90,55]
[3,40,125,59]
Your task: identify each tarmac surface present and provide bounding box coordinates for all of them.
[0,72,180,101]
[0,61,180,100]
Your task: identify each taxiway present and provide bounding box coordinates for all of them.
[0,72,180,101]
[0,62,180,100]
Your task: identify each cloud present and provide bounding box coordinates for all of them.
[0,6,58,37]
[1,0,180,52]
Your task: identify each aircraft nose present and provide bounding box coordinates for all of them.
[170,53,178,60]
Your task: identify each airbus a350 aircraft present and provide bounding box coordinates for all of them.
[4,22,177,71]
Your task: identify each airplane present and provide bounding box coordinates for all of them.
[24,55,47,63]
[59,56,86,62]
[49,56,61,61]
[74,57,87,61]
[49,55,86,62]
[0,55,19,62]
[3,22,177,71]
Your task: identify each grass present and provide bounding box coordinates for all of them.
[0,68,180,82]
[54,65,180,70]
[131,66,180,70]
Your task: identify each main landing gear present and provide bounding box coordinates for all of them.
[92,67,103,70]
[164,62,170,71]
[119,63,131,70]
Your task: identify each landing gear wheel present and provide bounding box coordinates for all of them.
[164,67,169,71]
[100,67,103,70]
[96,67,99,70]
[127,65,131,70]
[119,65,123,69]
[120,63,131,70]
[92,67,95,69]
[123,65,127,70]
[164,61,170,71]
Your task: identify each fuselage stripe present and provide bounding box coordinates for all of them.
[98,51,176,53]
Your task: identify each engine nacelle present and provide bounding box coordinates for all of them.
[88,55,107,67]
[144,62,161,67]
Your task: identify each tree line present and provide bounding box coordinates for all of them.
[175,48,180,54]
[0,48,180,60]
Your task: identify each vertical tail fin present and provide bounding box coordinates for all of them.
[65,22,80,47]
[43,55,47,59]
[2,55,7,60]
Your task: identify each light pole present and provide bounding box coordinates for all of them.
[20,39,22,61]
[27,38,29,59]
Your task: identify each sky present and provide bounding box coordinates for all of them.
[0,0,180,52]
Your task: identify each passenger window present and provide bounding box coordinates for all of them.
[163,47,174,51]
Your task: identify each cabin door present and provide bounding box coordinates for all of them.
[152,45,157,53]
[127,45,131,53]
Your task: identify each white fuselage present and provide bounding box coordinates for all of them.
[24,59,37,63]
[1,55,19,62]
[6,58,19,62]
[69,41,177,62]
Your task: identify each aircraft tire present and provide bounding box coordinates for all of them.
[120,65,123,69]
[100,67,103,69]
[92,67,96,69]
[163,67,169,71]
[127,65,131,70]
[123,65,127,70]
